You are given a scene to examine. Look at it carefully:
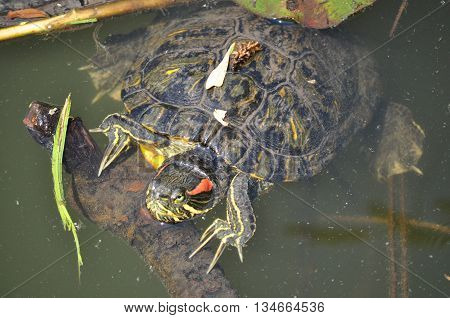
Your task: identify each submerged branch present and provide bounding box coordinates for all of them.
[389,0,408,38]
[386,177,397,298]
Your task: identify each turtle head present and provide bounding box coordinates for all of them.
[146,161,216,223]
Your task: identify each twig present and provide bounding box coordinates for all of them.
[389,0,408,38]
[407,219,450,234]
[386,177,397,297]
[398,174,409,297]
[0,0,190,42]
[331,215,450,235]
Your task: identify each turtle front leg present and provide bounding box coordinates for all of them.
[190,172,256,273]
[91,113,168,176]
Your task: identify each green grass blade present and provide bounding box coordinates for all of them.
[68,18,98,25]
[51,93,83,279]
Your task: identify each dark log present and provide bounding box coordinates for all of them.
[23,100,237,298]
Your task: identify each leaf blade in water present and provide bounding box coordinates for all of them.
[51,93,83,279]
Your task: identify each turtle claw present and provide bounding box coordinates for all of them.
[189,223,218,259]
[89,127,104,133]
[237,245,244,263]
[207,242,226,274]
[97,129,130,176]
[410,166,423,176]
[189,218,245,273]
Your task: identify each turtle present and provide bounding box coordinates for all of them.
[89,4,425,273]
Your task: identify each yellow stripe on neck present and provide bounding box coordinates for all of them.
[183,204,210,216]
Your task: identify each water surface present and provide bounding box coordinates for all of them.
[0,0,449,297]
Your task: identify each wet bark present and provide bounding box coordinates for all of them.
[23,100,237,298]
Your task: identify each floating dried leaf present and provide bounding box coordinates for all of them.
[205,42,235,89]
[7,8,48,20]
[213,109,229,126]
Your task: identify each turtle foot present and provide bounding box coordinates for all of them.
[189,218,245,274]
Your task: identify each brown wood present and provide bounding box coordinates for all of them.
[0,0,112,28]
[0,0,190,41]
[389,0,408,38]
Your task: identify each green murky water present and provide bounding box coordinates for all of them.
[1,0,449,297]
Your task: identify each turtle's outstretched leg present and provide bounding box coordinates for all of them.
[189,172,256,273]
[373,102,425,181]
[91,113,168,176]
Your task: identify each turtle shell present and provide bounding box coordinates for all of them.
[121,6,381,182]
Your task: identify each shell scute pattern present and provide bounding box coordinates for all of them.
[129,103,210,143]
[139,50,212,107]
[291,53,343,131]
[168,110,210,141]
[236,48,291,90]
[243,147,276,180]
[154,23,236,56]
[121,6,378,182]
[238,13,308,57]
[249,85,315,154]
[202,74,264,126]
[208,127,251,166]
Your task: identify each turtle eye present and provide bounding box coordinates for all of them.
[173,194,185,203]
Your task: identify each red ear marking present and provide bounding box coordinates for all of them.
[187,178,214,196]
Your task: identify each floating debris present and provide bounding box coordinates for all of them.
[6,8,49,20]
[213,109,229,126]
[231,40,262,70]
[205,42,235,89]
